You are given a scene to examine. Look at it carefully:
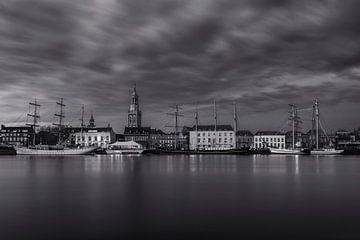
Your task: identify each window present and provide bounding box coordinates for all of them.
[219,138,222,143]
[88,136,91,141]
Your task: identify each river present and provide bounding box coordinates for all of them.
[0,154,359,239]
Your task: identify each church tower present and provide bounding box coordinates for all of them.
[88,113,96,128]
[127,85,142,128]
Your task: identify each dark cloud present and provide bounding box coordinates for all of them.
[0,0,359,132]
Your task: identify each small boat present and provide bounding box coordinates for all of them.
[105,141,144,155]
[269,147,304,155]
[310,148,344,155]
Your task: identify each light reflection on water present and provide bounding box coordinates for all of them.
[0,154,360,239]
[0,154,352,176]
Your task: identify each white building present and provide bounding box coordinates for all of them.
[64,114,115,148]
[72,127,115,148]
[189,125,235,150]
[253,131,285,149]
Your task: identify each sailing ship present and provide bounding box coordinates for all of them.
[269,104,305,155]
[310,100,344,155]
[15,99,96,155]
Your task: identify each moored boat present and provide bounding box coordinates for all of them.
[310,148,344,155]
[17,98,97,155]
[105,141,144,155]
[269,104,304,155]
[16,145,96,155]
[310,100,344,155]
[269,147,304,155]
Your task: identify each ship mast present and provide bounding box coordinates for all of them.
[80,104,85,146]
[26,98,40,146]
[214,100,217,149]
[166,105,183,150]
[314,100,319,149]
[195,104,199,150]
[233,102,238,133]
[53,98,65,145]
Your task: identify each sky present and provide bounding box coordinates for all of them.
[0,0,359,133]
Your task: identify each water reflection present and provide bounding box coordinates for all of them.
[0,154,359,239]
[0,154,352,176]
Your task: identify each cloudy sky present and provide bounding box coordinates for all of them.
[0,0,359,133]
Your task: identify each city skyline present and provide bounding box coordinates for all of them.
[0,0,359,132]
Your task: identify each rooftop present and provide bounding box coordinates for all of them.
[236,130,253,136]
[254,131,284,136]
[189,125,234,131]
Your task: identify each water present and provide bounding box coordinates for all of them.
[0,154,360,239]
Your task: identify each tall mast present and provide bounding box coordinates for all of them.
[195,105,199,132]
[195,104,199,150]
[80,104,85,146]
[26,98,40,146]
[289,104,296,149]
[233,102,238,133]
[53,98,65,145]
[315,100,319,149]
[214,100,217,148]
[312,103,316,148]
[166,105,183,150]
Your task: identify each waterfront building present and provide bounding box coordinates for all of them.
[253,131,285,149]
[236,130,253,149]
[335,129,360,151]
[189,125,235,150]
[150,130,188,150]
[0,125,34,146]
[124,127,151,148]
[64,115,115,148]
[127,85,142,128]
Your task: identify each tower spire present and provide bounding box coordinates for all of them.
[128,85,142,127]
[88,112,96,128]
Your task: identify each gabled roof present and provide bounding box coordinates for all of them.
[189,125,234,131]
